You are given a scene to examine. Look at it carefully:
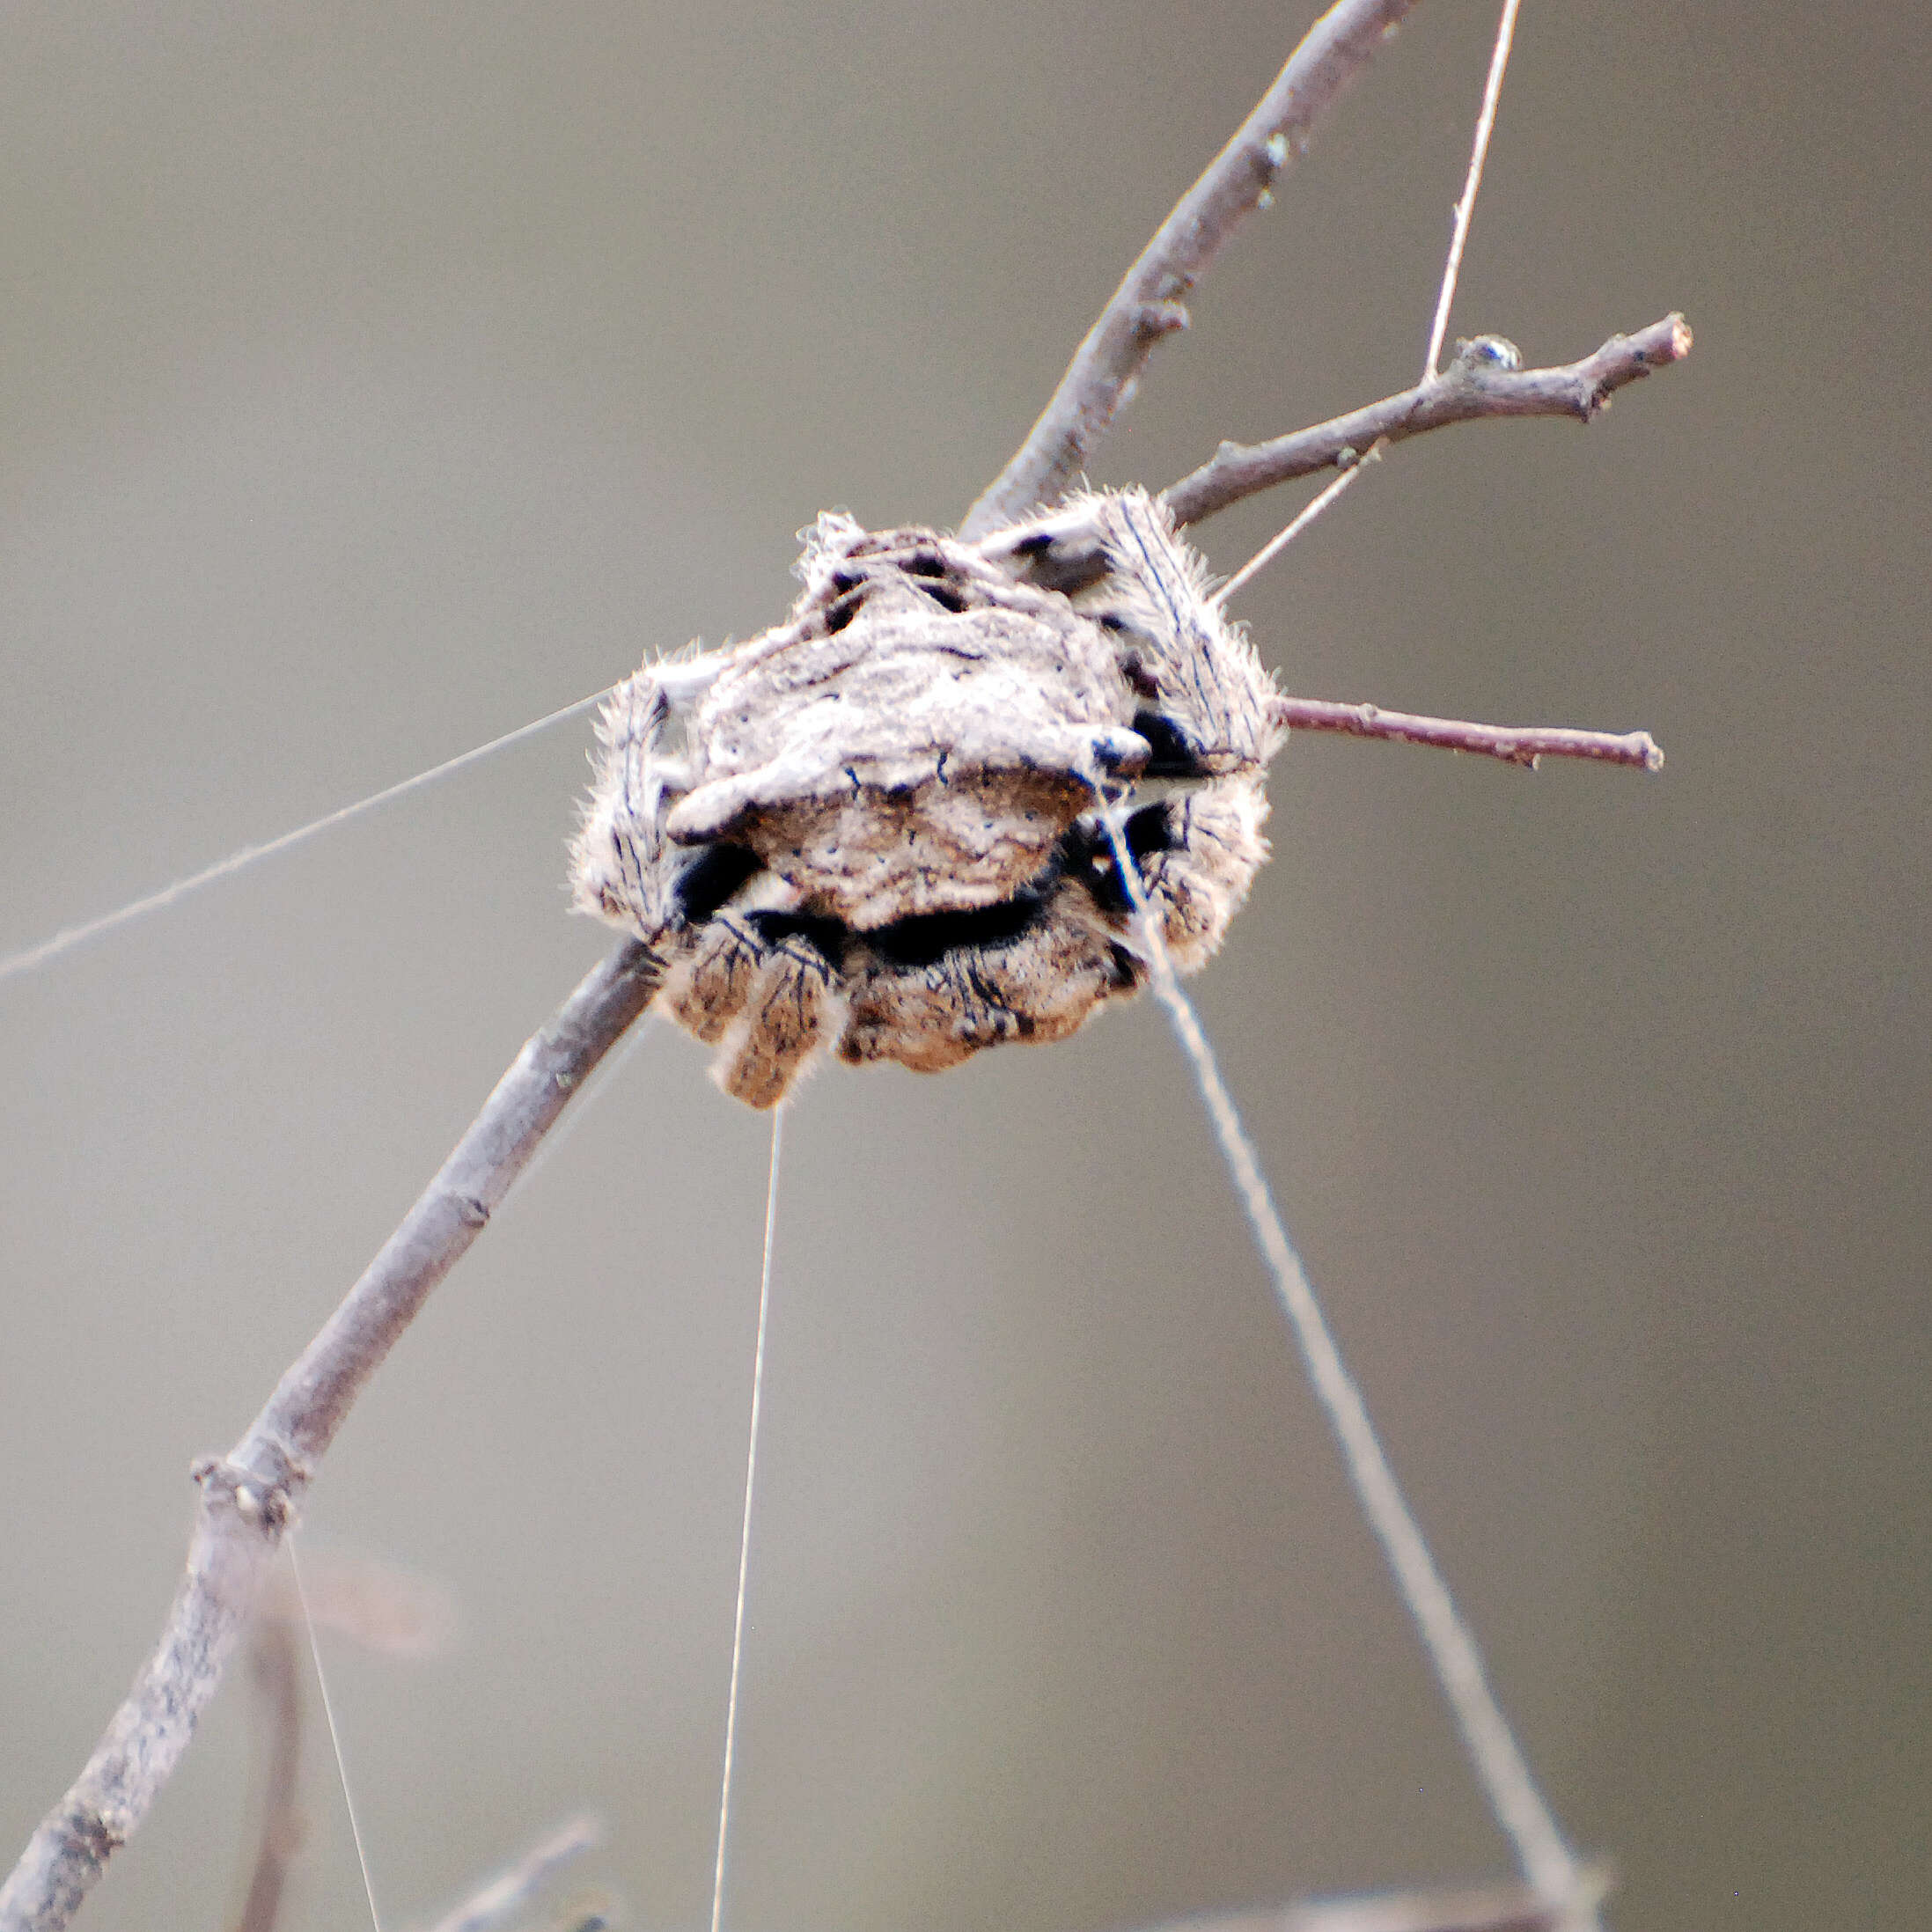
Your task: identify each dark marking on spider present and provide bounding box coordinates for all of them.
[674,843,765,926]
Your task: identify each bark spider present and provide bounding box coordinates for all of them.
[572,488,1283,1107]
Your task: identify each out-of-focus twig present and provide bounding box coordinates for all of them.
[229,1551,458,1932]
[231,1620,305,1932]
[1152,1870,1612,1932]
[423,1815,606,1932]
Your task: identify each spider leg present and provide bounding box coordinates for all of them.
[838,885,1136,1073]
[572,666,700,944]
[650,651,727,714]
[664,913,768,1045]
[1081,489,1284,775]
[1115,773,1272,974]
[712,932,847,1109]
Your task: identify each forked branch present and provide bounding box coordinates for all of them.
[977,319,1693,595]
[960,0,1424,539]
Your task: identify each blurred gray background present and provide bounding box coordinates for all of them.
[2,4,1925,1929]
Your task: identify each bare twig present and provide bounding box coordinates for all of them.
[423,1814,606,1932]
[1164,316,1693,529]
[231,1620,305,1932]
[230,1554,458,1932]
[959,0,1423,538]
[0,941,660,1932]
[971,318,1692,599]
[1275,697,1664,771]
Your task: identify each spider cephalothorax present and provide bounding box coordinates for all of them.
[572,488,1284,1106]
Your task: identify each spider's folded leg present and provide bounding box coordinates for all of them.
[838,886,1139,1074]
[572,665,702,944]
[663,914,768,1044]
[711,932,848,1110]
[1115,774,1273,974]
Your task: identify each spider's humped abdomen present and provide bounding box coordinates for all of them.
[722,768,1098,931]
[569,491,1287,1107]
[650,571,1152,926]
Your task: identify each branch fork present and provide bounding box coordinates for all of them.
[190,1451,303,1533]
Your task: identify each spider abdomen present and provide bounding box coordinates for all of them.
[570,489,1283,1106]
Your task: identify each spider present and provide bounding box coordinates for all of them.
[571,487,1285,1107]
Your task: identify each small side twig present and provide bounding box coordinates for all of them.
[231,1620,305,1932]
[1274,697,1664,771]
[960,0,1424,539]
[0,941,661,1932]
[973,319,1693,596]
[231,1553,459,1932]
[423,1814,606,1932]
[1164,316,1693,529]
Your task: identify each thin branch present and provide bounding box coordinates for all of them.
[0,941,661,1932]
[423,1814,606,1932]
[1164,316,1692,529]
[970,318,1692,598]
[1275,697,1663,771]
[959,0,1424,539]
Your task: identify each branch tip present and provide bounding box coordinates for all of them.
[1164,312,1693,529]
[1273,697,1664,774]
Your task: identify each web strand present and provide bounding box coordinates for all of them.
[709,1106,785,1932]
[1215,0,1526,613]
[1211,455,1375,611]
[1422,0,1524,380]
[1099,813,1588,1920]
[0,685,613,989]
[290,1535,385,1932]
